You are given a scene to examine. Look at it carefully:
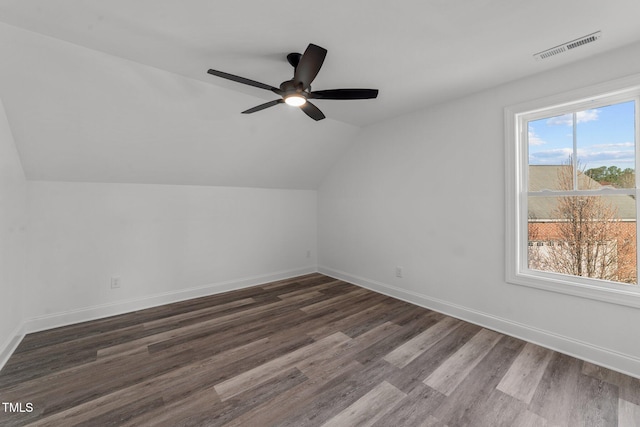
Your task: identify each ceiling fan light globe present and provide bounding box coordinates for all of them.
[284,95,306,107]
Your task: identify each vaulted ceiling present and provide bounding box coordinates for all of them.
[1,1,640,189]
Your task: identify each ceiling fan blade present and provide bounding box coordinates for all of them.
[294,44,327,90]
[207,69,278,91]
[309,89,379,100]
[300,101,325,121]
[242,99,284,114]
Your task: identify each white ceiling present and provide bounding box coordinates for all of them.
[1,1,640,189]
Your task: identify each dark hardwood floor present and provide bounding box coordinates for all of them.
[1,273,639,426]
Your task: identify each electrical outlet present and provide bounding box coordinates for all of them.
[110,277,121,289]
[395,266,403,278]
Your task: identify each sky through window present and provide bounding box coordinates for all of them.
[528,100,635,170]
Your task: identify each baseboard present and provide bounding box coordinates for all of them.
[22,266,317,335]
[0,323,25,373]
[318,266,640,379]
[1,267,317,372]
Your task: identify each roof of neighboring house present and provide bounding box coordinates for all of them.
[528,165,636,221]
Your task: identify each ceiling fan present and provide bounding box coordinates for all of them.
[207,43,378,121]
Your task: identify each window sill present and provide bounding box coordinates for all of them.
[508,269,640,309]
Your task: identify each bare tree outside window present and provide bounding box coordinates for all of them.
[528,163,637,284]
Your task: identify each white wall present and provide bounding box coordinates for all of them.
[24,181,317,331]
[318,41,640,377]
[0,99,27,366]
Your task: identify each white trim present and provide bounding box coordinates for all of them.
[22,266,316,334]
[528,189,635,196]
[0,266,316,371]
[318,265,640,379]
[0,323,25,373]
[506,73,640,117]
[505,73,640,307]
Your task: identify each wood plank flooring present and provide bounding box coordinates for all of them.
[0,273,639,426]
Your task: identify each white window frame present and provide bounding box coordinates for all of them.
[505,74,640,308]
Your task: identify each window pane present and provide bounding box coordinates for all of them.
[577,101,636,190]
[528,115,574,191]
[528,195,637,285]
[529,164,577,192]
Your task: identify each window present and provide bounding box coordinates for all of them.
[506,76,640,307]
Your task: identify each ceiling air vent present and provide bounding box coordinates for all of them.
[534,31,602,61]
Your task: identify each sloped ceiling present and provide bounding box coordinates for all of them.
[1,1,640,189]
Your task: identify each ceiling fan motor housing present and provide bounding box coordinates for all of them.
[279,79,309,99]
